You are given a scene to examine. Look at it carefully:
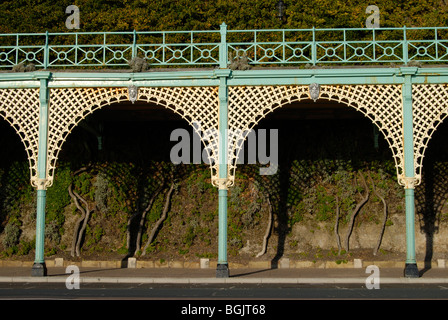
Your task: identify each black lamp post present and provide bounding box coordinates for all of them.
[277,0,286,22]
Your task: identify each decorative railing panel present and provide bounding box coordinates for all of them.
[1,26,448,69]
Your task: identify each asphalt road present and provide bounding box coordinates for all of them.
[1,282,446,318]
[1,282,448,299]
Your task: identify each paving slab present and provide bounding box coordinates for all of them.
[0,265,447,284]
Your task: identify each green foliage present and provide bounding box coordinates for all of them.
[147,192,164,224]
[86,225,105,248]
[94,172,110,214]
[17,239,35,256]
[101,162,138,216]
[73,171,94,199]
[1,0,447,34]
[1,222,20,249]
[45,164,72,242]
[45,247,57,257]
[183,226,196,248]
[1,162,34,219]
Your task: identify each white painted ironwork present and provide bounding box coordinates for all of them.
[412,83,448,187]
[128,85,138,104]
[46,86,220,187]
[1,83,445,190]
[0,88,40,187]
[227,84,405,186]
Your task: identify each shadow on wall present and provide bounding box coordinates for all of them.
[238,117,395,269]
[415,146,448,274]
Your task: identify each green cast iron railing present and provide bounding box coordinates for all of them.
[1,23,448,69]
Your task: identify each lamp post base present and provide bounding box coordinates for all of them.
[216,263,230,278]
[31,262,47,277]
[404,263,419,278]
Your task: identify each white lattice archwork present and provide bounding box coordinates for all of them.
[0,88,40,187]
[2,83,446,191]
[412,83,448,186]
[46,86,220,187]
[227,84,406,187]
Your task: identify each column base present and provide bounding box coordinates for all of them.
[404,263,419,278]
[31,262,47,277]
[216,263,230,278]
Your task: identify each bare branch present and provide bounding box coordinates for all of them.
[135,183,165,254]
[344,172,370,252]
[368,172,388,256]
[74,190,93,257]
[142,181,176,256]
[68,183,85,257]
[256,196,273,258]
[334,195,342,255]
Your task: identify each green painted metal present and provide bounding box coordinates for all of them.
[34,189,46,264]
[3,66,448,91]
[405,188,416,262]
[1,25,448,69]
[401,67,418,277]
[217,71,229,277]
[32,73,50,276]
[217,189,228,263]
[219,23,228,69]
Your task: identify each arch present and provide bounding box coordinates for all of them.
[227,85,404,186]
[412,84,448,187]
[46,86,219,187]
[0,88,40,186]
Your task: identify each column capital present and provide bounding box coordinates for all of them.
[212,177,234,190]
[399,175,419,189]
[31,177,52,190]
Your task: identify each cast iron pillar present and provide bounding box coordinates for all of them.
[216,72,230,278]
[401,67,419,278]
[31,72,51,277]
[215,23,230,278]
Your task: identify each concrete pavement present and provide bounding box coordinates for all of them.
[1,263,448,285]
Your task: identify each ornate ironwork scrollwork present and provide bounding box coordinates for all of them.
[128,85,138,104]
[309,83,320,102]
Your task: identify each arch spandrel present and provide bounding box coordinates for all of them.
[412,84,448,187]
[0,88,40,187]
[3,83,444,192]
[46,86,220,188]
[227,84,405,186]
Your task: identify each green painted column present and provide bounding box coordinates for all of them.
[216,71,230,278]
[401,67,419,278]
[215,22,230,278]
[33,189,47,275]
[31,72,51,277]
[217,188,228,273]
